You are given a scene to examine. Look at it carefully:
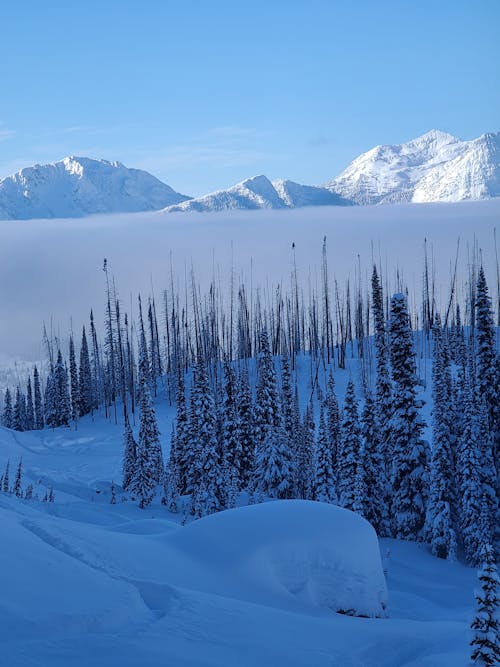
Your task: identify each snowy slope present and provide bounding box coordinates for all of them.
[325,130,500,204]
[0,157,190,219]
[164,175,350,212]
[0,371,477,667]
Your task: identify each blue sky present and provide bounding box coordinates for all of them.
[1,0,498,196]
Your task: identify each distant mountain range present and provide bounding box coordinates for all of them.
[0,130,498,219]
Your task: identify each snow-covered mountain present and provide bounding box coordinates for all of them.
[165,175,349,212]
[0,156,190,219]
[324,130,500,205]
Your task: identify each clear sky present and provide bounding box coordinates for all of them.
[0,0,499,196]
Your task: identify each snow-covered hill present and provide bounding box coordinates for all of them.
[164,175,349,212]
[324,130,500,204]
[0,156,190,219]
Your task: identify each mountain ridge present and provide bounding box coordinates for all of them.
[0,130,498,219]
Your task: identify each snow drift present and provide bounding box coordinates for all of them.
[169,500,388,618]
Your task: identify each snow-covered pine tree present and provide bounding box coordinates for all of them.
[389,292,428,541]
[219,360,242,505]
[189,356,223,518]
[79,326,93,417]
[338,380,362,511]
[13,458,23,497]
[25,377,34,431]
[280,353,298,488]
[44,369,58,429]
[69,335,80,428]
[163,424,181,512]
[252,329,294,500]
[324,373,341,487]
[314,405,337,504]
[2,388,13,428]
[54,350,70,427]
[13,386,26,431]
[137,363,163,485]
[235,366,255,488]
[173,364,190,494]
[361,389,390,535]
[470,543,500,666]
[458,374,487,565]
[122,409,137,491]
[475,268,499,476]
[129,378,158,509]
[477,397,498,550]
[371,266,393,476]
[25,484,33,500]
[33,366,44,429]
[426,316,456,559]
[296,402,315,500]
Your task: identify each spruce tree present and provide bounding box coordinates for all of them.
[13,386,26,431]
[470,543,500,666]
[54,350,70,427]
[371,266,393,477]
[314,405,337,504]
[13,459,23,497]
[26,377,35,431]
[361,390,390,535]
[33,366,44,429]
[324,373,341,487]
[427,317,456,559]
[189,356,223,517]
[122,409,137,491]
[389,293,428,541]
[163,424,181,512]
[338,380,362,511]
[69,335,80,427]
[2,388,13,428]
[236,366,255,488]
[79,326,93,416]
[296,402,315,500]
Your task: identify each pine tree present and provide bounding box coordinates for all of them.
[25,484,33,500]
[33,366,44,429]
[296,402,315,500]
[110,480,116,504]
[48,486,55,502]
[79,326,93,416]
[371,266,393,476]
[470,543,500,666]
[26,377,34,431]
[13,386,26,431]
[361,390,390,535]
[44,368,58,429]
[2,388,13,428]
[54,350,70,427]
[314,405,337,504]
[324,373,341,487]
[338,380,362,511]
[389,293,428,541]
[427,317,456,559]
[236,366,255,488]
[13,458,23,497]
[190,357,223,517]
[163,424,181,512]
[458,374,487,565]
[122,409,137,491]
[220,360,243,498]
[173,365,190,494]
[252,330,294,499]
[69,335,80,427]
[138,371,163,485]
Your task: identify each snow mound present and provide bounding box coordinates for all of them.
[170,500,388,618]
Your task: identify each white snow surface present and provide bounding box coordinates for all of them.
[0,381,478,666]
[325,129,500,204]
[0,156,190,219]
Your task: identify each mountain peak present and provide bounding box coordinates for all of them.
[0,157,190,220]
[324,129,499,204]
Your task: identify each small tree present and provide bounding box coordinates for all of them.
[470,544,500,666]
[13,459,23,498]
